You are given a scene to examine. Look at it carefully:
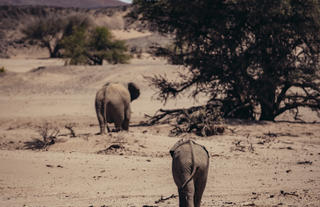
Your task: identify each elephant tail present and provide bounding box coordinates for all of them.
[179,140,198,190]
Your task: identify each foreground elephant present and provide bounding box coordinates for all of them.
[170,139,209,207]
[95,82,140,134]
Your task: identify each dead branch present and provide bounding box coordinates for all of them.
[154,194,177,204]
[140,104,225,137]
[65,123,77,137]
[141,105,215,126]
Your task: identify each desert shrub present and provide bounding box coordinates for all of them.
[36,122,60,147]
[0,66,5,73]
[62,26,131,65]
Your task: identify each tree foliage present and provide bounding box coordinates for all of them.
[131,0,320,121]
[87,27,130,64]
[21,14,92,58]
[60,26,89,65]
[61,26,130,65]
[22,14,130,65]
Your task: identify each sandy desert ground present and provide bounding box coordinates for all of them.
[0,49,320,207]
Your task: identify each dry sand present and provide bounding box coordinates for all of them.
[0,55,320,207]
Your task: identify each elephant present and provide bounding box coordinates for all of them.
[95,82,140,134]
[170,138,209,207]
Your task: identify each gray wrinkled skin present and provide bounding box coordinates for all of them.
[170,139,209,207]
[95,82,140,134]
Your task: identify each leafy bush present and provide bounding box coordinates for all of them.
[62,26,131,65]
[89,27,130,64]
[61,26,89,65]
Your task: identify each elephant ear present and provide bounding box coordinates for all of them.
[128,82,140,101]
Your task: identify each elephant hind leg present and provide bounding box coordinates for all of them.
[111,104,125,132]
[95,101,106,135]
[122,105,131,131]
[122,118,129,131]
[193,167,209,207]
[113,118,123,132]
[96,112,105,134]
[179,180,195,207]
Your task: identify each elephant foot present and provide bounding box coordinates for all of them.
[96,131,106,135]
[112,128,121,132]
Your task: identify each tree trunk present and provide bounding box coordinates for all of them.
[260,101,275,121]
[88,55,103,65]
[49,52,57,58]
[258,81,276,121]
[51,43,61,58]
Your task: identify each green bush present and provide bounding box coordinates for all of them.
[61,26,89,65]
[62,26,131,65]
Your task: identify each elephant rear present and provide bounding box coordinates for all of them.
[170,139,209,207]
[95,82,140,134]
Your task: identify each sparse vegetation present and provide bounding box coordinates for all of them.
[35,122,60,148]
[0,66,5,73]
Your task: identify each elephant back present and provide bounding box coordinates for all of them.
[105,83,131,104]
[170,138,209,159]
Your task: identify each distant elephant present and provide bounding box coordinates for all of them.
[95,82,140,134]
[170,139,209,207]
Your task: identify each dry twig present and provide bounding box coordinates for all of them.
[154,194,177,204]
